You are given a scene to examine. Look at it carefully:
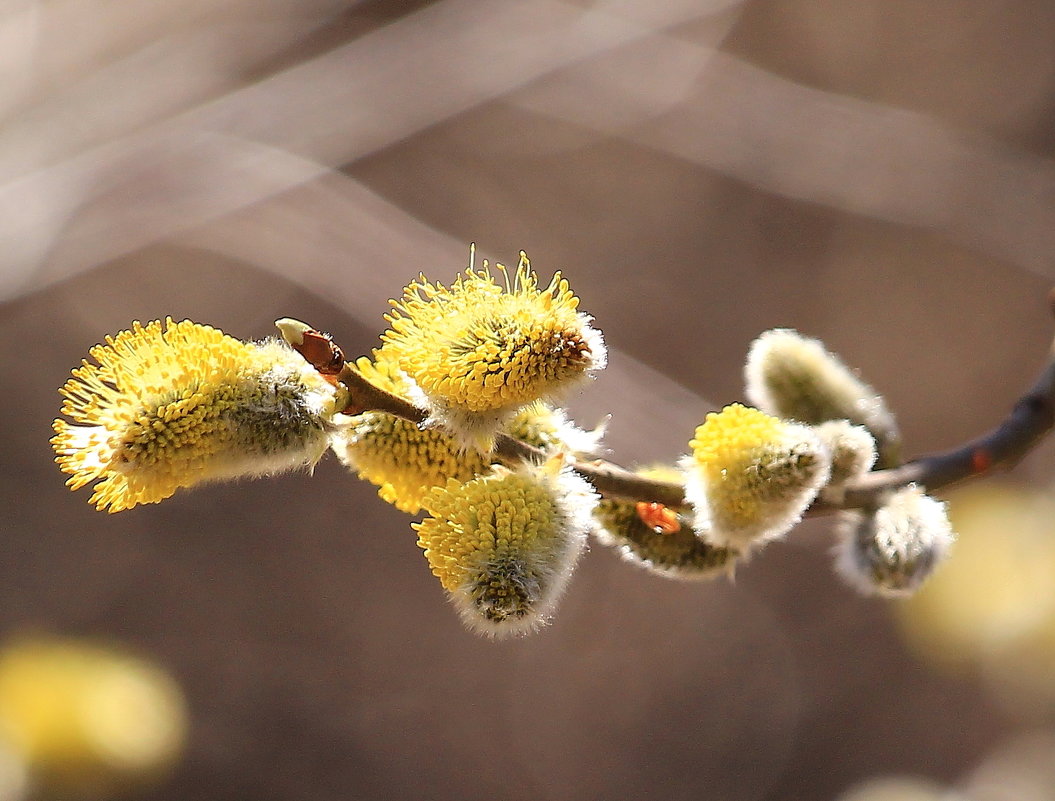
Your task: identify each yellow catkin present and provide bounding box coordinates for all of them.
[689,404,786,530]
[592,467,738,579]
[52,319,340,512]
[593,499,737,579]
[380,253,605,449]
[0,637,186,793]
[683,403,829,550]
[412,461,597,637]
[336,352,603,514]
[335,352,490,513]
[834,485,955,597]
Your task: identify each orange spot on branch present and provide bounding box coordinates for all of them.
[971,448,992,474]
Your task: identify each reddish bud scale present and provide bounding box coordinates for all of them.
[293,329,346,380]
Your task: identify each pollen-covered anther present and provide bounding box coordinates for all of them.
[51,319,343,512]
[413,459,598,637]
[681,403,831,551]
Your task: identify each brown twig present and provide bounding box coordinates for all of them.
[813,352,1055,513]
[281,317,1055,515]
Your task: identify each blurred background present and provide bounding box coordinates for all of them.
[3,0,1055,798]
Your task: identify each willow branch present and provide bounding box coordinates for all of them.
[812,348,1055,513]
[282,318,1055,515]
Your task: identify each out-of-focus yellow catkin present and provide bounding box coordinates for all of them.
[834,485,955,597]
[744,329,901,467]
[52,319,343,512]
[682,403,830,550]
[381,252,606,450]
[413,458,597,637]
[0,637,186,796]
[335,352,604,514]
[896,486,1055,706]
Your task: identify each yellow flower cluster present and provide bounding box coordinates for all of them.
[335,351,604,514]
[381,253,605,449]
[0,637,186,793]
[52,319,341,512]
[414,460,596,637]
[334,353,490,513]
[683,403,830,550]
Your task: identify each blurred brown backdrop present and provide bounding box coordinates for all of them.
[3,0,1055,799]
